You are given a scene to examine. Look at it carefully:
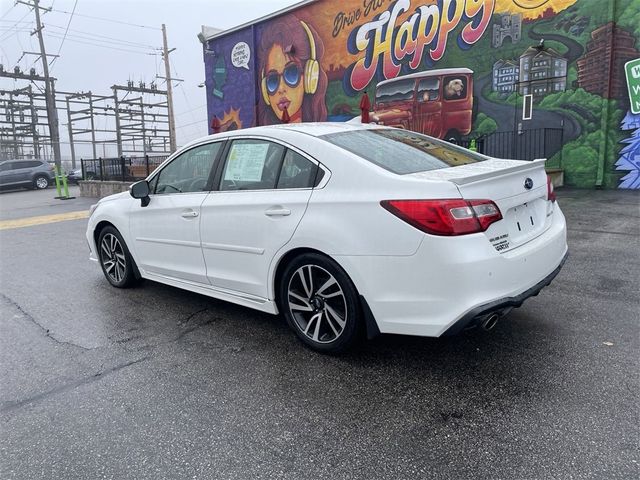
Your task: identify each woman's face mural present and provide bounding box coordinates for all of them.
[264,44,305,122]
[258,15,327,125]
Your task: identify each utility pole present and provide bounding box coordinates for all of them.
[161,24,177,152]
[26,0,62,168]
[87,91,98,161]
[8,92,18,158]
[65,97,75,166]
[112,88,123,157]
[140,97,147,156]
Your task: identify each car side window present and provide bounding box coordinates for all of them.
[0,163,11,172]
[220,139,285,191]
[154,142,221,194]
[277,150,318,189]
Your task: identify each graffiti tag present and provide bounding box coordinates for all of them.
[347,0,495,91]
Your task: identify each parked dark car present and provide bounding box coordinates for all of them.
[0,159,55,189]
[67,168,83,184]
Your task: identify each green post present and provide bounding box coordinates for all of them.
[62,171,69,198]
[54,165,62,197]
[469,139,477,152]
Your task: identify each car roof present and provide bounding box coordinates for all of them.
[183,122,385,149]
[0,159,43,163]
[231,122,383,137]
[246,122,383,137]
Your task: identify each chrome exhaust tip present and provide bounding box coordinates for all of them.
[481,313,500,331]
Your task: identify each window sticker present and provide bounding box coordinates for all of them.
[224,143,269,181]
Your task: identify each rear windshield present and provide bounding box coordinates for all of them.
[321,129,486,174]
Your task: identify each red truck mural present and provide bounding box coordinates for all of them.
[372,68,474,143]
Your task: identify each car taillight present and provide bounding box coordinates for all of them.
[380,199,502,236]
[547,175,556,203]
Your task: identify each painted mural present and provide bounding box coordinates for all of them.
[616,111,640,188]
[203,0,640,188]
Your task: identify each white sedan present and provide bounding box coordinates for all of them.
[87,123,567,353]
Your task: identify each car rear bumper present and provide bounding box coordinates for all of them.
[441,250,568,335]
[335,204,568,337]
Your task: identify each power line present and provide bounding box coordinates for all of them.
[46,23,158,49]
[0,3,18,21]
[50,0,78,70]
[45,28,157,51]
[49,7,160,30]
[0,10,33,43]
[0,28,32,34]
[47,31,154,51]
[45,32,158,56]
[175,118,206,129]
[175,104,207,117]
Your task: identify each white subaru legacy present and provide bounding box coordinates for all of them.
[87,123,567,353]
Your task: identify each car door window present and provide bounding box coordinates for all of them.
[154,142,221,194]
[220,139,284,191]
[21,161,41,168]
[277,150,318,189]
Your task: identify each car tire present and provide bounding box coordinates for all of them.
[34,175,49,189]
[278,253,363,354]
[97,226,138,288]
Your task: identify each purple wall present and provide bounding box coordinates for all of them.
[204,27,256,133]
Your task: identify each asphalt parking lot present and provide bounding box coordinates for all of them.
[0,186,638,479]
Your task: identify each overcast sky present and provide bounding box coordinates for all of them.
[0,0,300,160]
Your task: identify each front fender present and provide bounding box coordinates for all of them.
[86,195,136,260]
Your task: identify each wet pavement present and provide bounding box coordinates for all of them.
[0,187,638,479]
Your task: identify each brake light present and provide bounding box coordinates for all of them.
[547,175,556,203]
[380,199,502,236]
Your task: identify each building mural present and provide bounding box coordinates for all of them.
[492,13,522,48]
[616,111,640,188]
[492,59,519,94]
[518,44,567,97]
[202,0,640,189]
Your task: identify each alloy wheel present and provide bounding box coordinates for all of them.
[287,265,347,344]
[100,233,127,283]
[35,177,48,189]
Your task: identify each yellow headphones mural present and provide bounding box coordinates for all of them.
[261,20,319,105]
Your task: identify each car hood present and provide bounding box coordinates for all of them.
[98,190,130,204]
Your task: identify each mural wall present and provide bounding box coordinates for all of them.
[203,0,640,188]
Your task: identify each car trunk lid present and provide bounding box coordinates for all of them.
[407,158,551,252]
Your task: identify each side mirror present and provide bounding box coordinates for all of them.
[130,180,150,207]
